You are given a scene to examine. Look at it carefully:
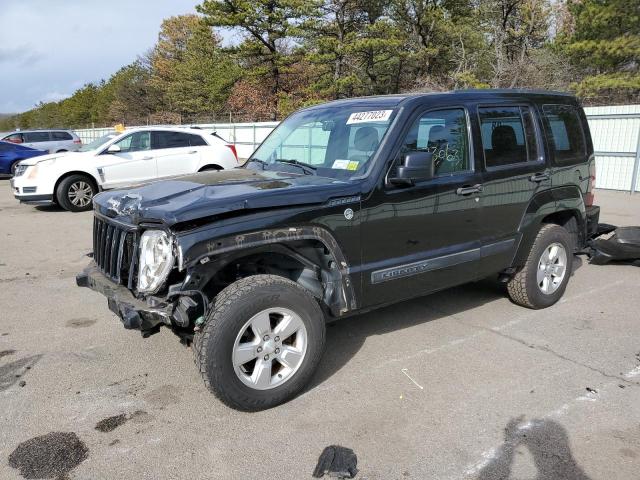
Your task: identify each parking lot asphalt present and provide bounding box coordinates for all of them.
[1,181,639,479]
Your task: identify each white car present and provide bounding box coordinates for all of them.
[11,127,240,212]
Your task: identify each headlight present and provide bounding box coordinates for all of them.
[13,164,28,177]
[137,230,174,293]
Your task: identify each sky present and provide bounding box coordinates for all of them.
[0,0,219,113]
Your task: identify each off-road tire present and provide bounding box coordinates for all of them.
[56,174,96,212]
[507,224,573,309]
[193,275,326,411]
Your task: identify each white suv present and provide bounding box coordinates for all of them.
[11,127,240,212]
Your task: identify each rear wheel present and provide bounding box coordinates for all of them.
[193,275,326,411]
[507,224,573,309]
[56,174,96,212]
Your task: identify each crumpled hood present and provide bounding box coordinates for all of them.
[94,168,359,226]
[18,150,88,166]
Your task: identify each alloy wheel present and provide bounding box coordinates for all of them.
[232,307,308,390]
[537,242,567,295]
[68,181,93,207]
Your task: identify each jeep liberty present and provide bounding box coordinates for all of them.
[77,90,600,411]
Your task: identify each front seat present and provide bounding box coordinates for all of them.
[349,126,379,164]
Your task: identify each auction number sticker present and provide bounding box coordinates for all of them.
[346,110,393,125]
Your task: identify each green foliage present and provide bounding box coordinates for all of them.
[1,0,638,131]
[559,0,640,102]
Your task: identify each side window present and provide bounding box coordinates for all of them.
[52,131,73,141]
[542,104,586,165]
[479,106,538,168]
[114,131,151,153]
[152,131,192,149]
[4,133,23,144]
[188,134,207,147]
[396,108,470,176]
[23,132,50,143]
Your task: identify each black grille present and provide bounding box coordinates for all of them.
[93,216,138,288]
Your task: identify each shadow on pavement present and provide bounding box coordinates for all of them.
[310,254,586,389]
[477,416,592,480]
[309,277,506,389]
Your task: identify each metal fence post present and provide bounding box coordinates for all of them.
[631,126,640,194]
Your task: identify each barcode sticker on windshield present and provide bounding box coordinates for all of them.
[346,110,393,125]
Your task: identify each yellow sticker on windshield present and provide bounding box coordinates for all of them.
[347,161,359,171]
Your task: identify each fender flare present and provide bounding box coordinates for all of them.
[511,185,586,267]
[176,225,358,315]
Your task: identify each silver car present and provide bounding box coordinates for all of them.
[1,129,82,153]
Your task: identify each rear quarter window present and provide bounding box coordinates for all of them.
[52,131,73,140]
[542,104,587,165]
[188,134,207,147]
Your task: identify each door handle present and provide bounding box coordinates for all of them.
[188,150,198,154]
[456,184,483,196]
[529,173,550,183]
[142,156,153,160]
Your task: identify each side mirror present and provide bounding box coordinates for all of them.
[389,152,434,186]
[107,144,121,154]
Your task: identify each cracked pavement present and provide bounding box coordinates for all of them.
[1,182,639,479]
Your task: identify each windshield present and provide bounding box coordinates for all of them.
[249,105,397,179]
[78,133,116,152]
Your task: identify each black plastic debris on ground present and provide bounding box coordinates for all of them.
[8,432,88,479]
[589,225,640,265]
[313,445,358,479]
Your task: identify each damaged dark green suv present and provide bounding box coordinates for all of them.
[77,89,600,410]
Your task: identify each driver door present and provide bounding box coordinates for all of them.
[360,107,484,307]
[99,131,157,188]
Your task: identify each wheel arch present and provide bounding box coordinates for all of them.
[53,170,99,197]
[176,227,357,317]
[511,186,586,268]
[198,164,223,172]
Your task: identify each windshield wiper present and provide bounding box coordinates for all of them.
[248,158,268,169]
[274,158,317,175]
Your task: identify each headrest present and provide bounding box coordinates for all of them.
[428,125,446,144]
[492,125,517,152]
[353,126,379,152]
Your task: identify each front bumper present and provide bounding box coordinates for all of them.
[76,263,173,333]
[10,178,54,205]
[14,193,54,205]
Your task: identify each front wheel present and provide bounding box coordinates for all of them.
[507,224,573,309]
[193,275,326,411]
[56,174,96,212]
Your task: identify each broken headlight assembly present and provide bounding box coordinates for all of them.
[138,230,174,293]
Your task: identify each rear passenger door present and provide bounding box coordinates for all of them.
[475,104,550,276]
[153,131,204,178]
